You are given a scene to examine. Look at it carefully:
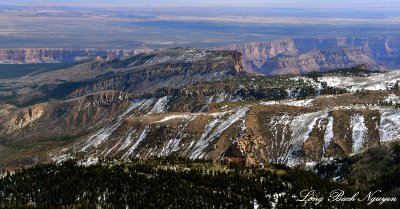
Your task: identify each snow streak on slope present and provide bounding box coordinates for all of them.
[290,111,328,148]
[323,116,334,155]
[266,111,330,165]
[117,129,137,152]
[136,98,156,113]
[261,99,314,107]
[351,113,367,153]
[148,96,170,114]
[188,106,250,159]
[285,110,329,166]
[79,101,140,152]
[123,126,150,159]
[155,114,193,123]
[268,114,292,164]
[380,110,400,142]
[159,115,197,156]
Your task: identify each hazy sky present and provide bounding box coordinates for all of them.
[2,0,399,9]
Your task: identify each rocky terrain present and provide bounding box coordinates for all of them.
[0,48,399,169]
[219,37,400,74]
[0,48,243,107]
[51,80,400,167]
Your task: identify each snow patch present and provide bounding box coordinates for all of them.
[380,110,400,142]
[268,114,292,163]
[214,92,229,103]
[319,70,400,92]
[351,113,367,153]
[123,126,150,159]
[118,129,137,151]
[323,116,334,153]
[79,102,139,152]
[159,116,196,156]
[155,114,193,123]
[260,99,314,107]
[384,93,400,104]
[188,106,250,159]
[148,96,170,114]
[286,110,329,166]
[79,157,98,167]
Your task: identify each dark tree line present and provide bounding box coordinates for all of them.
[0,157,392,208]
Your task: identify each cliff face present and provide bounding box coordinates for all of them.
[263,47,374,75]
[293,37,400,60]
[221,40,298,73]
[220,37,400,75]
[0,48,137,64]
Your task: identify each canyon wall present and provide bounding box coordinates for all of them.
[220,37,400,75]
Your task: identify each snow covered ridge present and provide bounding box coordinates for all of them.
[318,70,400,92]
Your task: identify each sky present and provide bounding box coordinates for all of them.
[1,0,399,9]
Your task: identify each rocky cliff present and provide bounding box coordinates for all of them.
[0,48,138,64]
[221,40,298,73]
[262,47,374,75]
[220,37,400,75]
